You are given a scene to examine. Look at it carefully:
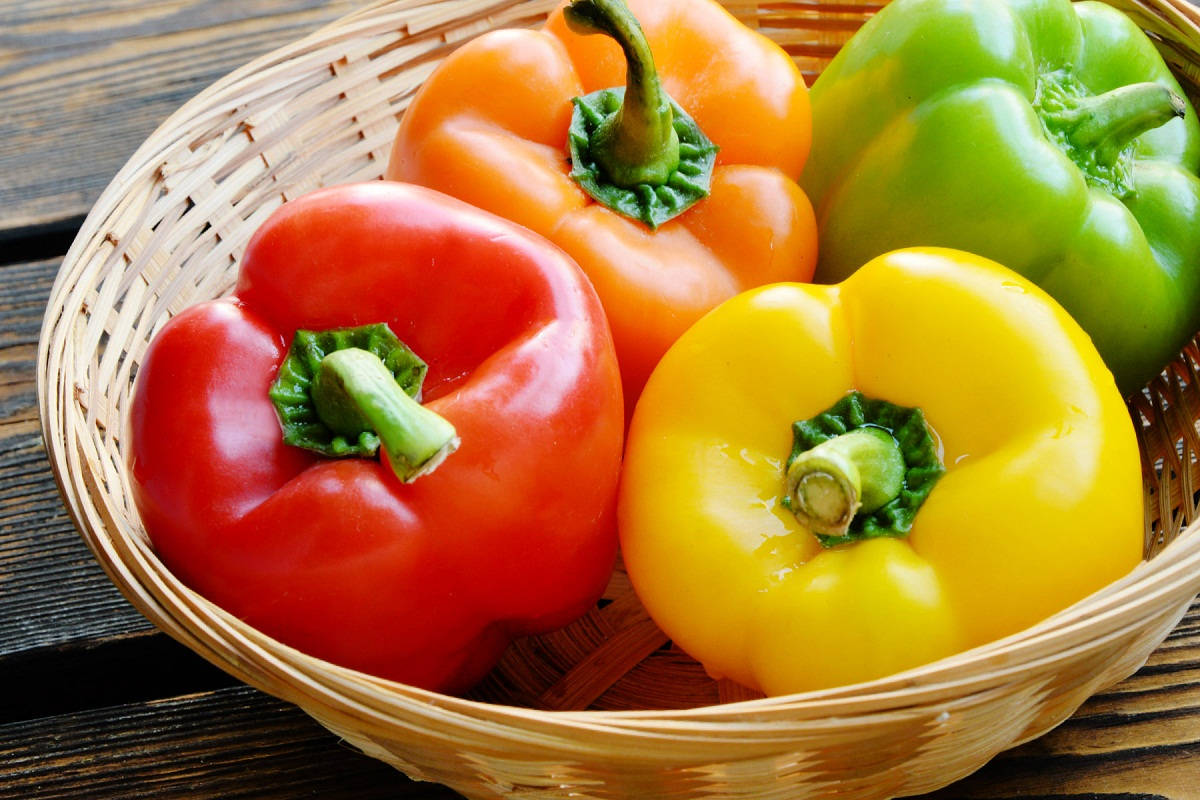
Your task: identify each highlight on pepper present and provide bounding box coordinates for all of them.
[617,247,1144,696]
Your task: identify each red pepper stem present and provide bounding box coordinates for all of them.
[313,348,458,483]
[564,0,680,186]
[1061,82,1185,166]
[785,428,904,537]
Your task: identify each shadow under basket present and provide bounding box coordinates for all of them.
[37,0,1200,797]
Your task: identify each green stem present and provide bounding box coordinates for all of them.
[785,427,904,538]
[1058,82,1185,167]
[313,348,458,483]
[564,0,679,186]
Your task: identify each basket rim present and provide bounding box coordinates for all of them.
[35,0,1200,737]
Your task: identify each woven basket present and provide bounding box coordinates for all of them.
[38,0,1200,797]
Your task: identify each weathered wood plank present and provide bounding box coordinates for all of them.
[0,0,362,237]
[0,257,157,656]
[0,685,463,799]
[0,629,240,724]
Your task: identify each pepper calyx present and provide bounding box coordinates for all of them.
[783,391,944,548]
[569,89,718,228]
[269,323,459,482]
[270,323,425,457]
[1037,71,1185,198]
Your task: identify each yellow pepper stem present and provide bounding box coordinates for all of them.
[785,427,904,537]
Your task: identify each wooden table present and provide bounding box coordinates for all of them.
[2,1,1198,797]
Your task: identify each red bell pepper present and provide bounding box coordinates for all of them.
[129,182,624,692]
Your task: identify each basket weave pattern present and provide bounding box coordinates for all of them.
[38,0,1200,797]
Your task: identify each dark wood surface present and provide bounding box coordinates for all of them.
[2,1,1198,797]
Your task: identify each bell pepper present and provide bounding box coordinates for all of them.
[801,0,1200,395]
[129,182,624,693]
[387,0,817,403]
[618,248,1143,695]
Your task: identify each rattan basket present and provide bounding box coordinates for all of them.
[38,0,1200,797]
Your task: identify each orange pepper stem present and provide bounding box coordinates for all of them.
[564,0,680,186]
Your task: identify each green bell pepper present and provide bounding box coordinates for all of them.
[802,0,1200,394]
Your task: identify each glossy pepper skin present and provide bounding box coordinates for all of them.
[129,182,624,693]
[387,0,817,404]
[802,0,1200,395]
[619,248,1142,696]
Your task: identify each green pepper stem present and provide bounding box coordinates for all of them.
[312,348,458,483]
[564,0,680,186]
[1058,82,1185,166]
[785,427,904,537]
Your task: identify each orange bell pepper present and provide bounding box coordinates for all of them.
[387,0,817,403]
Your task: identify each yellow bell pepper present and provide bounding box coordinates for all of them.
[618,248,1143,695]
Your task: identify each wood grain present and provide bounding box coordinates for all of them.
[0,685,462,799]
[0,0,361,238]
[0,258,155,657]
